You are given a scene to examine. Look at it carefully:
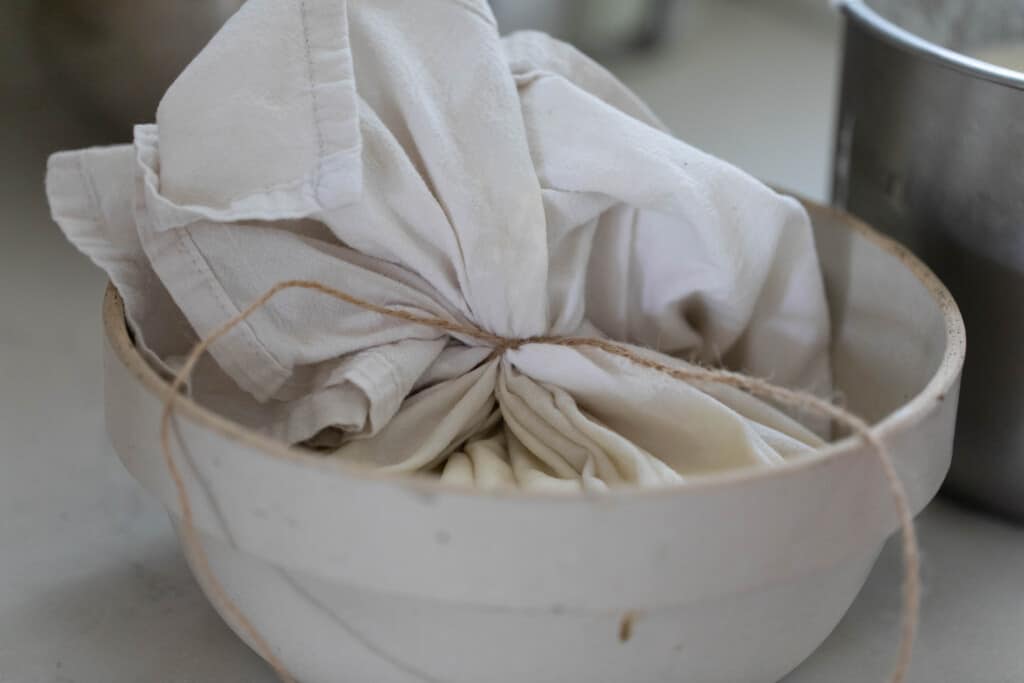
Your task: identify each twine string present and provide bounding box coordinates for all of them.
[160,279,919,683]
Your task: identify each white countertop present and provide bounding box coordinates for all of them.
[2,1,1022,682]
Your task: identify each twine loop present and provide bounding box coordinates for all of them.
[160,279,920,683]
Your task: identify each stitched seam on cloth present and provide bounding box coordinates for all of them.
[77,155,105,230]
[174,228,291,380]
[181,229,290,376]
[146,165,357,231]
[299,0,327,206]
[276,570,440,683]
[244,143,358,196]
[174,234,235,345]
[373,347,405,404]
[347,349,400,432]
[351,348,401,403]
[504,48,664,130]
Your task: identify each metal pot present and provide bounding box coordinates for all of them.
[33,0,675,136]
[834,0,1024,521]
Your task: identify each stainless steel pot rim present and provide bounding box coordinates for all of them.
[841,0,1024,91]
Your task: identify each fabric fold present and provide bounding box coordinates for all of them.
[45,146,193,371]
[151,0,362,228]
[46,1,835,492]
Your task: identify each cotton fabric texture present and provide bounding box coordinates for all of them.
[46,0,832,491]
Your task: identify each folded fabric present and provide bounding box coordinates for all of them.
[47,0,832,490]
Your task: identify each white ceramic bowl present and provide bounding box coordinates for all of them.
[102,201,965,683]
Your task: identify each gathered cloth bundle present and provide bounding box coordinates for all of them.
[45,0,918,680]
[47,0,834,490]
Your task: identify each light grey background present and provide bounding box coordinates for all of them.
[2,1,1022,681]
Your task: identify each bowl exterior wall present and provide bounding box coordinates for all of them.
[178,522,883,683]
[102,201,965,679]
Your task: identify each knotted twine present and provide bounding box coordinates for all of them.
[160,279,920,683]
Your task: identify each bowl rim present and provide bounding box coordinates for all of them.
[103,200,966,502]
[841,0,1024,91]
